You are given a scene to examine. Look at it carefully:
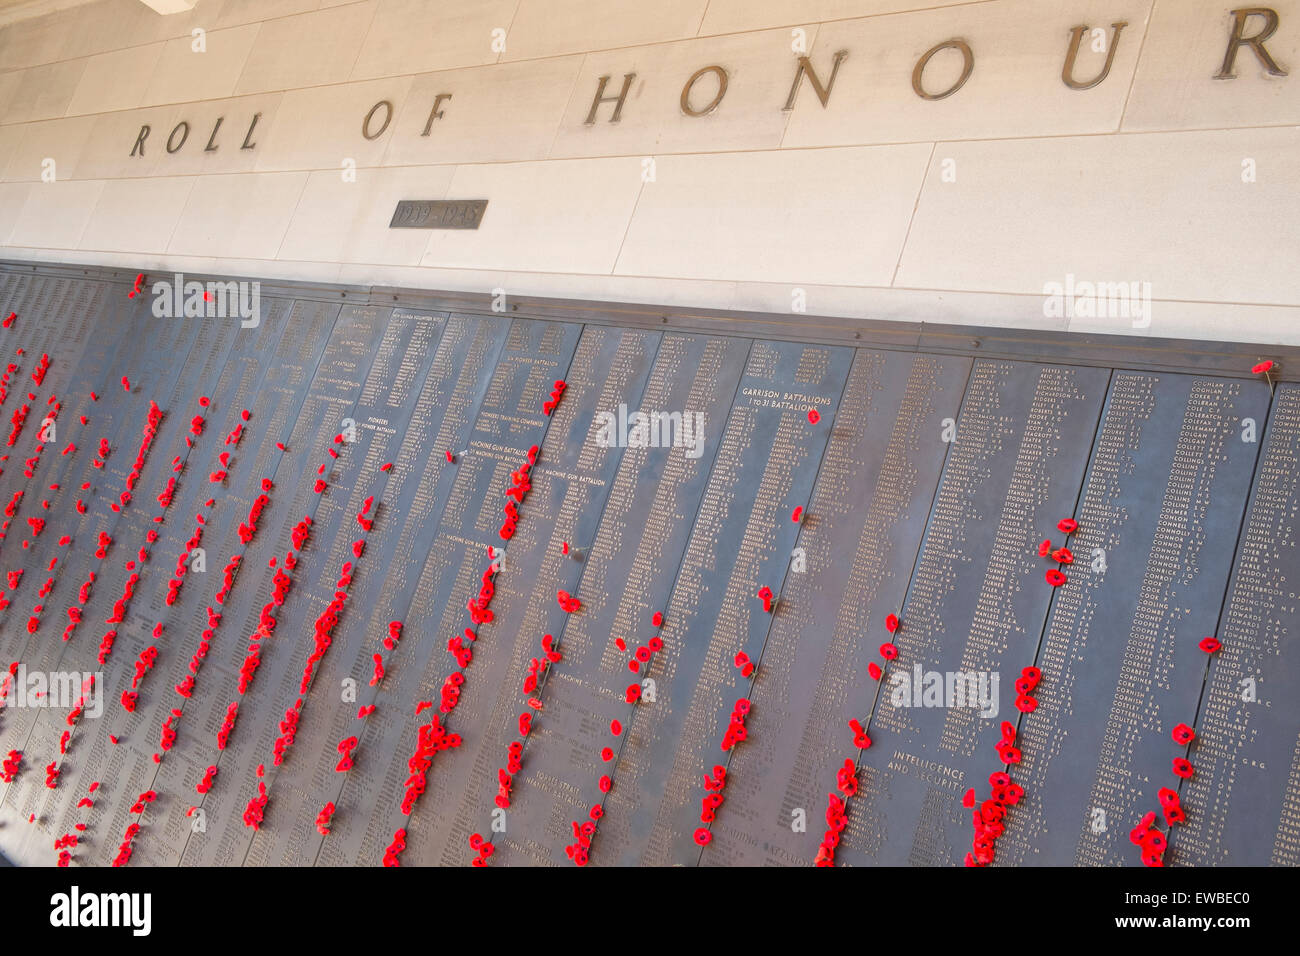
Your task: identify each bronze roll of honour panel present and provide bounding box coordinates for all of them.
[0,264,1295,868]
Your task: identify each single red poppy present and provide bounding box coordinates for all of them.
[962,788,975,808]
[1038,539,1052,557]
[885,613,900,633]
[694,828,712,846]
[880,642,898,660]
[1172,758,1194,779]
[1198,637,1221,654]
[601,747,613,761]
[1171,723,1195,745]
[1057,518,1078,534]
[807,409,820,424]
[1051,547,1074,564]
[868,662,882,681]
[1014,694,1038,713]
[1045,569,1067,587]
[1252,360,1275,374]
[791,506,803,522]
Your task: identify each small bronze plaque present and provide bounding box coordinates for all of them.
[389,199,488,230]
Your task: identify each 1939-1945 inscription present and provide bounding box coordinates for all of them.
[389,199,488,230]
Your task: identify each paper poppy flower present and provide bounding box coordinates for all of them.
[807,408,820,424]
[652,611,663,627]
[599,775,612,793]
[1057,518,1078,534]
[1045,569,1067,587]
[1252,360,1274,374]
[885,613,900,633]
[868,662,882,681]
[1038,539,1052,557]
[1171,723,1195,745]
[1198,637,1221,654]
[694,828,712,846]
[1014,694,1038,713]
[1051,547,1074,564]
[880,642,898,660]
[791,506,803,522]
[962,788,975,808]
[1172,758,1194,779]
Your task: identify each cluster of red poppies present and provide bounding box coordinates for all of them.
[111,822,141,867]
[961,768,1025,867]
[216,701,239,751]
[468,831,495,866]
[1134,667,1212,866]
[0,358,14,408]
[27,350,49,388]
[243,771,268,830]
[194,765,217,795]
[500,444,540,540]
[165,508,208,605]
[1039,518,1078,587]
[560,610,666,863]
[1,749,20,782]
[814,764,858,867]
[806,621,899,858]
[335,735,359,772]
[401,714,460,817]
[119,644,159,712]
[5,401,29,448]
[691,763,728,849]
[275,549,369,769]
[490,631,564,822]
[542,380,567,416]
[315,802,335,836]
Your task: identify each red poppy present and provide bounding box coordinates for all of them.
[601,747,614,761]
[962,788,975,808]
[598,775,612,793]
[1252,360,1274,374]
[1045,569,1067,587]
[610,720,622,735]
[1021,666,1042,686]
[1198,637,1221,654]
[1141,829,1168,853]
[1171,723,1195,745]
[1051,547,1074,564]
[807,409,820,424]
[1038,539,1052,557]
[880,642,898,660]
[1057,518,1078,534]
[1014,694,1038,713]
[1172,758,1194,779]
[694,828,712,846]
[652,611,663,627]
[868,662,882,681]
[791,506,803,522]
[885,613,900,633]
